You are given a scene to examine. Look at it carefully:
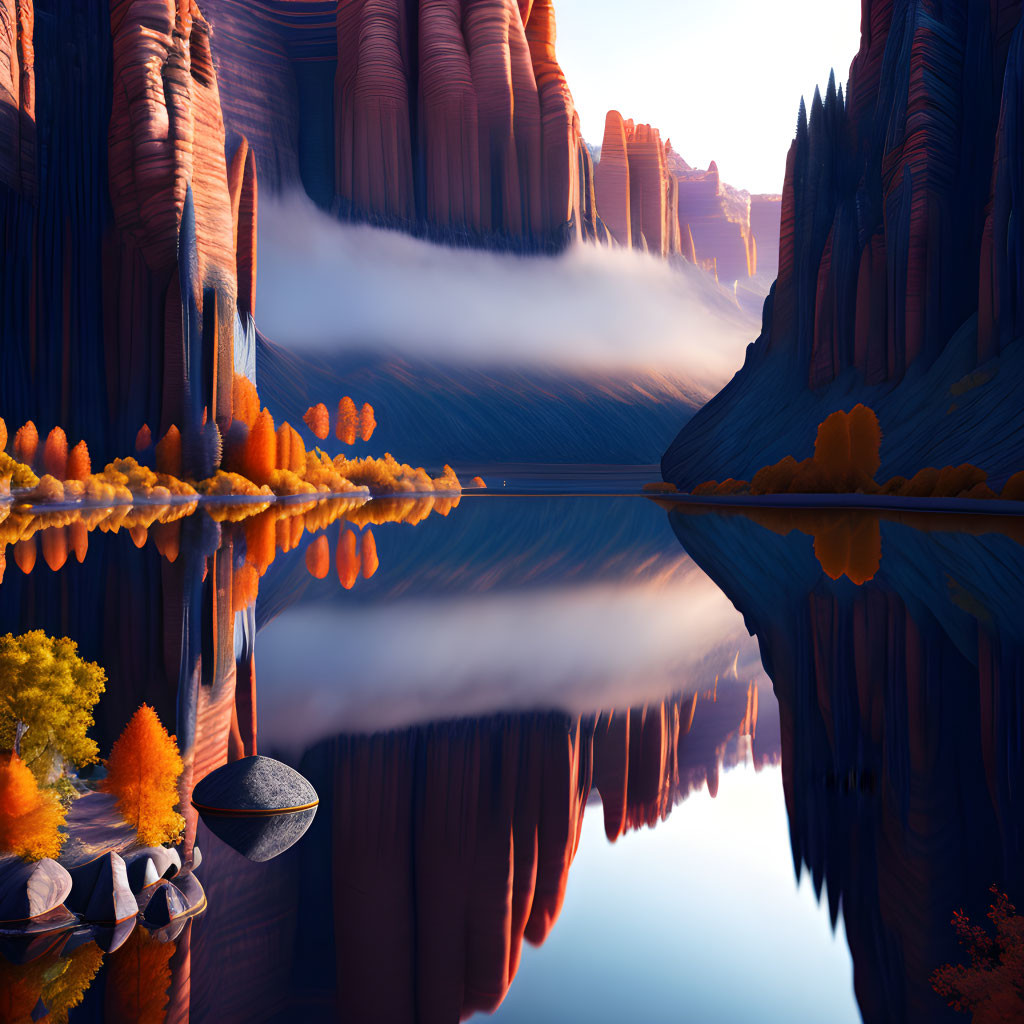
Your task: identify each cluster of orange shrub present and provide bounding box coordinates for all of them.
[692,405,1024,501]
[2,375,462,509]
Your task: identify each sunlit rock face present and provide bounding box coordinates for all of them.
[673,157,756,284]
[202,0,601,250]
[670,509,1024,1024]
[664,2,1024,489]
[749,193,782,281]
[594,111,775,283]
[0,0,252,462]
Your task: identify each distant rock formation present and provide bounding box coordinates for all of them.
[202,0,603,250]
[664,2,1024,490]
[593,110,781,285]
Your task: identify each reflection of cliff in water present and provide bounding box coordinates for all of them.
[189,682,777,1023]
[670,509,1024,1024]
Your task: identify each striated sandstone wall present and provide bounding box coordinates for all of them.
[203,0,602,250]
[594,109,778,284]
[0,0,255,469]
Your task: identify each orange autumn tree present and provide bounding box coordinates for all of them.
[0,417,6,452]
[358,402,376,442]
[102,705,184,846]
[303,403,330,440]
[135,424,153,452]
[232,373,261,429]
[13,421,38,466]
[155,426,182,477]
[66,440,91,481]
[42,427,68,479]
[241,408,276,485]
[336,397,358,445]
[0,752,66,860]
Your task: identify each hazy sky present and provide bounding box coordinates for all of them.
[555,0,862,195]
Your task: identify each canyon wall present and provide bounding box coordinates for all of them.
[593,109,781,285]
[671,509,1024,1023]
[202,0,603,251]
[0,0,252,469]
[664,1,1024,489]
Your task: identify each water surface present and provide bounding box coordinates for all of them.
[1,475,1020,1023]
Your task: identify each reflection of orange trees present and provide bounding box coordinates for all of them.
[102,704,185,847]
[0,752,66,860]
[0,500,197,582]
[0,940,103,1024]
[0,630,106,780]
[692,405,1021,500]
[932,887,1024,1022]
[104,925,175,1024]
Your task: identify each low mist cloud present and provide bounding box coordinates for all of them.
[257,195,759,383]
[255,573,767,752]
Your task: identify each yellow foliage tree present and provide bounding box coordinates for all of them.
[0,752,66,860]
[102,704,184,846]
[0,630,106,780]
[42,942,104,1024]
[0,940,102,1024]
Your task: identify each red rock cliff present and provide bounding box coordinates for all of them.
[1,0,254,467]
[594,110,780,284]
[202,0,601,249]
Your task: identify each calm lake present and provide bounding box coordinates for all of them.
[1,472,1020,1023]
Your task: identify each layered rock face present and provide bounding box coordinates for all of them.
[594,110,780,285]
[664,1,1024,489]
[202,0,601,250]
[673,157,757,283]
[671,509,1024,1023]
[0,0,252,467]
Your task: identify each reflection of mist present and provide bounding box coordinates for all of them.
[257,195,758,381]
[256,570,767,750]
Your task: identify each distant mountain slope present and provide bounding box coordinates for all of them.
[257,334,708,466]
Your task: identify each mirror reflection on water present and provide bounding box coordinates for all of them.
[0,476,1020,1023]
